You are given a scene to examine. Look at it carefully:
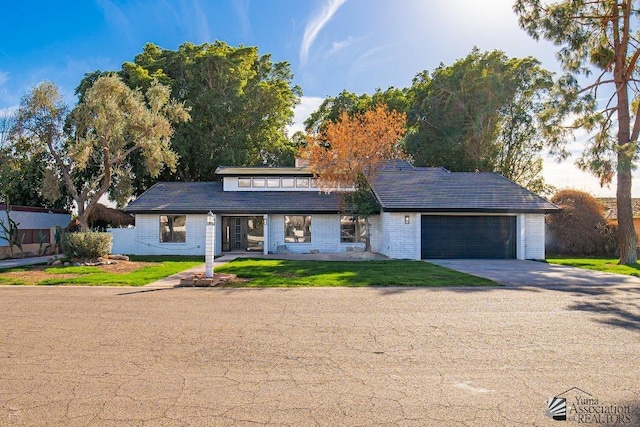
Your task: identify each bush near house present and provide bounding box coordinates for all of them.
[60,232,112,260]
[546,189,618,256]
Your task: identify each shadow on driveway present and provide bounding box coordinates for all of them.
[429,259,640,333]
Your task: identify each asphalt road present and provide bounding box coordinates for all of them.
[1,285,639,426]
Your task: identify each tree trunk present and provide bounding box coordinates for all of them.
[617,154,637,264]
[364,217,372,252]
[615,69,638,264]
[77,204,91,232]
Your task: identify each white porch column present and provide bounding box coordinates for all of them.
[517,214,526,260]
[205,211,215,277]
[263,214,269,255]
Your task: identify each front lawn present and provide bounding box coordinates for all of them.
[215,258,498,287]
[0,256,202,286]
[547,257,640,277]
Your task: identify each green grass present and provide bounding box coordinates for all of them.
[547,257,640,277]
[215,258,498,287]
[0,257,202,286]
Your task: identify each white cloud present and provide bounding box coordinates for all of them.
[325,36,359,58]
[0,71,7,86]
[287,96,324,136]
[233,0,251,39]
[300,0,347,65]
[95,0,133,44]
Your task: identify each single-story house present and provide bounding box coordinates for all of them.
[598,197,640,241]
[122,160,559,260]
[0,206,71,258]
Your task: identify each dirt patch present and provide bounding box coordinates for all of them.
[0,261,158,285]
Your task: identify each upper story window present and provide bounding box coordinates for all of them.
[267,178,280,188]
[160,215,186,243]
[282,178,295,188]
[233,176,316,189]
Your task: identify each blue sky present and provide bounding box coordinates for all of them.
[0,0,633,196]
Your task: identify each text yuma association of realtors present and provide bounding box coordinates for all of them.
[568,395,632,424]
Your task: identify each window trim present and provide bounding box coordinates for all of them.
[238,178,251,188]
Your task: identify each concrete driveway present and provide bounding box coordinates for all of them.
[1,284,639,426]
[429,259,640,288]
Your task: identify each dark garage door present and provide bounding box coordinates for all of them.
[421,215,516,259]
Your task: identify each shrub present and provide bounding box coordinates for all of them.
[61,232,112,260]
[546,189,612,256]
[599,220,619,257]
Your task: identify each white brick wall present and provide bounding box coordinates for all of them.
[524,214,546,260]
[133,214,208,256]
[268,214,367,254]
[378,212,419,259]
[125,211,547,259]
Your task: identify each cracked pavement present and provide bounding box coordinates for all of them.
[1,285,639,426]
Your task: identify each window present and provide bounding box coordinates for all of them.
[281,178,295,188]
[238,178,251,187]
[267,178,280,188]
[252,178,265,188]
[17,229,51,245]
[340,216,366,243]
[284,215,311,243]
[160,215,186,243]
[296,177,309,188]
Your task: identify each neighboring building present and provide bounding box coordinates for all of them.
[122,161,559,260]
[598,197,640,240]
[0,206,71,258]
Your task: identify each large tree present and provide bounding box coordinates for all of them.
[300,105,407,251]
[12,76,189,231]
[405,48,553,193]
[303,88,411,135]
[0,135,70,209]
[514,0,640,264]
[79,42,301,193]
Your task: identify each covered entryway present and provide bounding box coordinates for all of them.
[421,215,516,259]
[222,216,264,252]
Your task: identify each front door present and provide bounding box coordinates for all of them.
[222,216,264,252]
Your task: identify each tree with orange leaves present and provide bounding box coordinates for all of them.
[300,105,407,251]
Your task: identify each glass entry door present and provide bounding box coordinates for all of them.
[222,217,264,252]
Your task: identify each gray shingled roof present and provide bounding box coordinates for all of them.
[126,182,343,214]
[372,169,560,213]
